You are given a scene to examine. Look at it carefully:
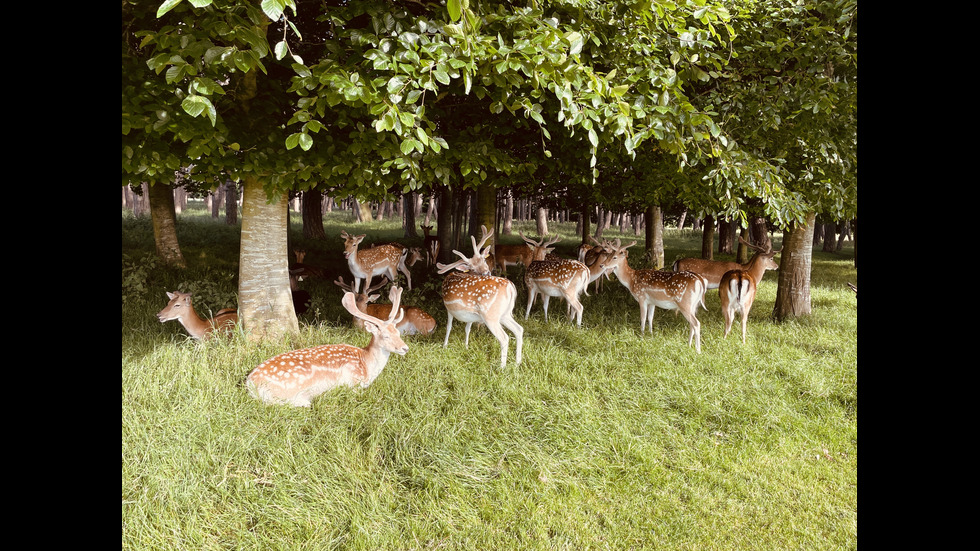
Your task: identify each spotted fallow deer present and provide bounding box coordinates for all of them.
[436,225,524,368]
[157,291,238,340]
[719,269,759,344]
[490,231,561,274]
[524,258,591,326]
[334,276,437,335]
[341,231,407,292]
[246,286,409,407]
[601,240,708,353]
[672,236,780,290]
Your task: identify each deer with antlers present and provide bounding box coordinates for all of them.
[601,240,708,353]
[672,236,780,290]
[246,286,409,407]
[341,231,411,292]
[491,231,561,274]
[157,291,238,340]
[334,276,436,335]
[437,225,524,368]
[524,258,591,326]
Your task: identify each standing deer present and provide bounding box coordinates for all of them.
[246,286,409,407]
[524,258,591,326]
[602,240,708,353]
[491,232,561,274]
[421,224,440,267]
[341,231,407,292]
[672,236,780,289]
[334,276,437,335]
[577,236,615,293]
[369,242,423,290]
[157,291,238,340]
[437,225,524,368]
[719,269,758,344]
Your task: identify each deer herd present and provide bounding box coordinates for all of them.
[157,225,781,407]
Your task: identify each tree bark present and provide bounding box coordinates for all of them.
[535,206,549,236]
[301,189,326,240]
[224,181,238,225]
[403,191,418,238]
[700,214,715,260]
[436,185,454,263]
[502,191,514,235]
[471,183,497,243]
[239,178,299,341]
[645,204,664,269]
[773,211,816,321]
[718,219,735,254]
[147,183,187,268]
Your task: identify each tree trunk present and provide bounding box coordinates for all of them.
[224,181,238,225]
[772,211,816,321]
[736,227,750,264]
[718,219,735,254]
[301,189,326,240]
[535,207,549,236]
[677,208,687,230]
[645,204,664,269]
[700,214,715,260]
[403,191,418,238]
[502,191,514,235]
[147,183,186,268]
[471,183,496,242]
[749,216,772,252]
[239,178,299,341]
[436,185,454,263]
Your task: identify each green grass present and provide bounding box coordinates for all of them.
[122,205,857,550]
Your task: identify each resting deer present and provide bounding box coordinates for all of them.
[491,232,561,274]
[334,276,437,335]
[720,270,758,344]
[157,291,238,340]
[601,240,708,353]
[341,231,407,292]
[524,258,591,326]
[290,249,327,279]
[672,236,780,290]
[246,286,409,407]
[437,225,524,368]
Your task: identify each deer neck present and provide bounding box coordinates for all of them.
[180,308,212,339]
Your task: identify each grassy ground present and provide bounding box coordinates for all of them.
[122,205,857,550]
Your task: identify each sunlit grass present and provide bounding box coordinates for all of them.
[122,207,857,549]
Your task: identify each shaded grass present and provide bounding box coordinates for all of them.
[122,207,857,550]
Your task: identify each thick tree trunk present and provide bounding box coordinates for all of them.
[579,202,591,245]
[700,214,715,260]
[773,211,816,321]
[239,178,299,341]
[749,216,772,252]
[147,183,186,268]
[718,219,735,254]
[645,204,664,269]
[301,189,326,240]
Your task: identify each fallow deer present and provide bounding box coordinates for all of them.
[157,291,238,340]
[437,225,524,368]
[246,286,409,407]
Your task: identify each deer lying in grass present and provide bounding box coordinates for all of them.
[157,291,238,340]
[246,286,409,407]
[334,276,437,335]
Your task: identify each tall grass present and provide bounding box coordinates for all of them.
[122,206,857,550]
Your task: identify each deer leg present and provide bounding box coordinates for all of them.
[443,313,455,348]
[541,295,551,321]
[525,288,537,319]
[740,308,749,344]
[464,322,474,348]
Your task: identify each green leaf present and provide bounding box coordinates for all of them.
[447,0,461,22]
[261,0,284,21]
[157,0,183,18]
